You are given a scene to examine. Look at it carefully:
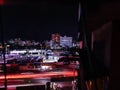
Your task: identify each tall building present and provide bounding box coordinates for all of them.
[51,33,61,49]
[60,36,73,48]
[52,33,60,43]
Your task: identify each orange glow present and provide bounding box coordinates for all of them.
[0,46,2,48]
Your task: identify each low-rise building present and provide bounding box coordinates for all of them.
[60,36,73,48]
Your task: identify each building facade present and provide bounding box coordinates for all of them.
[52,33,60,43]
[60,36,73,48]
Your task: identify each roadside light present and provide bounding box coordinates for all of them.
[6,45,10,48]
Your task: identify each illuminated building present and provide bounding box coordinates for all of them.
[52,33,60,43]
[51,34,60,49]
[60,36,73,48]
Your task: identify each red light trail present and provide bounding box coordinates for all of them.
[0,70,78,80]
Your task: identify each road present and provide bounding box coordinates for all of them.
[0,69,78,90]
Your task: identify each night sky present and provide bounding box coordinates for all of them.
[2,0,78,41]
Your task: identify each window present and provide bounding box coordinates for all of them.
[0,0,79,89]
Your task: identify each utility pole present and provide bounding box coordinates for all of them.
[77,1,94,90]
[77,1,86,90]
[0,1,7,90]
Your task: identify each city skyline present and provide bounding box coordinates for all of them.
[1,0,79,41]
[7,33,76,42]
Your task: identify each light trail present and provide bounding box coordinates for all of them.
[0,70,78,80]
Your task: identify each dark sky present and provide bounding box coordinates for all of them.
[2,0,78,41]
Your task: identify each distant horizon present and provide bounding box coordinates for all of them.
[6,33,79,42]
